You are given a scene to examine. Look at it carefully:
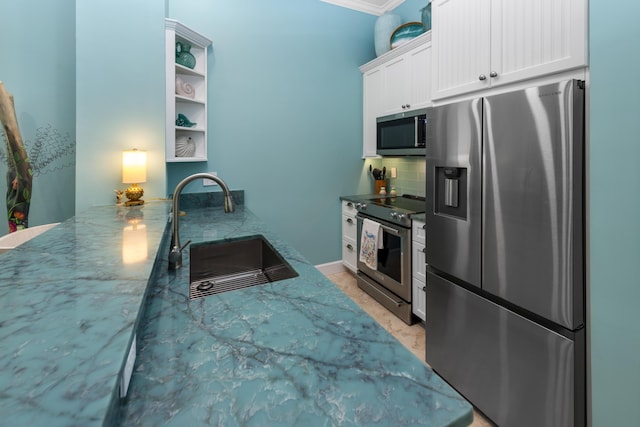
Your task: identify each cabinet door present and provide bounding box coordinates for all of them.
[490,0,587,86]
[408,44,432,110]
[342,238,357,272]
[412,240,426,283]
[381,55,411,115]
[341,201,358,272]
[412,277,426,320]
[341,200,357,217]
[362,67,384,158]
[342,214,357,242]
[432,0,491,100]
[412,220,426,245]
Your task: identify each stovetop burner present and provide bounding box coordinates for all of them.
[356,194,426,227]
[368,194,426,211]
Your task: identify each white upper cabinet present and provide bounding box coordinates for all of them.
[380,42,432,116]
[362,67,384,158]
[360,33,432,158]
[432,0,587,100]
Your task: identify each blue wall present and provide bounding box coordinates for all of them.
[589,1,640,425]
[165,0,377,264]
[0,0,76,235]
[76,0,166,213]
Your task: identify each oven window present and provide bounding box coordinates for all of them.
[376,231,402,282]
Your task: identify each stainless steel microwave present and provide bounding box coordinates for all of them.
[376,108,430,156]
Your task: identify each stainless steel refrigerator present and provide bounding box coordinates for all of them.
[425,80,585,427]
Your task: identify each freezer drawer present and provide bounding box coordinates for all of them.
[426,272,585,427]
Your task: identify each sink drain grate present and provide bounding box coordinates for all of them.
[189,265,295,300]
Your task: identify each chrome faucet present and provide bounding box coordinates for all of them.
[168,173,235,270]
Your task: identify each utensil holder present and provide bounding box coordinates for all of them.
[374,180,387,195]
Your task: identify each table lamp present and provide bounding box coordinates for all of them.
[122,149,147,206]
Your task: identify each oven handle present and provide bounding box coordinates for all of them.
[356,215,401,236]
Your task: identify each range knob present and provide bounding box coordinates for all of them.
[355,202,367,210]
[390,211,407,221]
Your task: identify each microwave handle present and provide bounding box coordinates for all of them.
[414,116,419,147]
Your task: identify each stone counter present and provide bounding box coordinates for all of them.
[0,198,471,426]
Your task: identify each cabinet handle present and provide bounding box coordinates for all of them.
[478,74,487,81]
[422,247,427,254]
[346,218,353,224]
[346,202,353,207]
[422,286,426,292]
[346,244,353,250]
[490,71,498,78]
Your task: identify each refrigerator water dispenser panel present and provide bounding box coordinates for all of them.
[436,167,467,219]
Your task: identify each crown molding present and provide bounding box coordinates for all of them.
[165,19,212,48]
[320,0,405,16]
[359,31,431,72]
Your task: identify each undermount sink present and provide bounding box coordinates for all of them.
[188,234,298,299]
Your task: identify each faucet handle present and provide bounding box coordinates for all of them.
[168,246,182,270]
[168,239,191,270]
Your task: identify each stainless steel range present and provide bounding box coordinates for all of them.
[355,194,425,325]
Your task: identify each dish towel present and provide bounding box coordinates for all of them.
[359,218,384,270]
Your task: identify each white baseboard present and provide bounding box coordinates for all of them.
[315,260,349,276]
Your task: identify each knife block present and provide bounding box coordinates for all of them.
[374,180,387,195]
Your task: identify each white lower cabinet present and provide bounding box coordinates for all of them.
[412,219,426,321]
[341,200,357,272]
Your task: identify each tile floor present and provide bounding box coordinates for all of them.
[327,271,494,427]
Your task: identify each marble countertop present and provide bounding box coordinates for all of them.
[0,197,470,426]
[0,201,169,426]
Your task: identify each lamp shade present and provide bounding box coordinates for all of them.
[122,150,147,184]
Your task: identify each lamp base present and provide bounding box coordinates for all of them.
[125,183,144,206]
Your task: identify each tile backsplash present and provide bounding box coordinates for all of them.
[359,157,426,197]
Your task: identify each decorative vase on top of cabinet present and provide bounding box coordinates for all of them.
[165,19,212,162]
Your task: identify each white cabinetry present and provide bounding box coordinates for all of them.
[360,33,432,158]
[432,0,587,100]
[362,67,384,158]
[412,219,426,321]
[379,42,432,116]
[165,19,212,162]
[341,200,358,272]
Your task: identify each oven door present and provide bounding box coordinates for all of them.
[356,214,412,302]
